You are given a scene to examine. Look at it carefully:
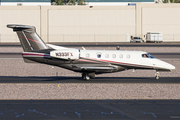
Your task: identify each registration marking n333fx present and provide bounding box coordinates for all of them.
[55,52,73,57]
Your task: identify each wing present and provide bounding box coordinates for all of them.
[80,66,116,70]
[79,66,124,73]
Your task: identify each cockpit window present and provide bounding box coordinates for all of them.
[147,53,155,58]
[142,54,148,58]
[142,54,155,58]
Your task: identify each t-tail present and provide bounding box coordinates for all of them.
[7,24,48,52]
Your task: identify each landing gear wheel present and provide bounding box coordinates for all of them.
[155,72,160,80]
[155,76,159,80]
[85,75,90,80]
[82,73,90,80]
[82,73,86,80]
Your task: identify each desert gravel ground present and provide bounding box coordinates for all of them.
[0,84,180,99]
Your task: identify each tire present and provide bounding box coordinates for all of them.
[85,75,90,80]
[155,76,159,80]
[82,73,86,80]
[82,73,90,80]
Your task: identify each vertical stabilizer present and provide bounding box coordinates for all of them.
[7,24,48,52]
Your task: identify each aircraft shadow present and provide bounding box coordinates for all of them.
[0,76,179,83]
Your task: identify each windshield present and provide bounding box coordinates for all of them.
[134,37,140,39]
[142,53,155,58]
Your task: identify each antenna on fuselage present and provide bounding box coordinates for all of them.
[116,46,120,50]
[82,47,86,50]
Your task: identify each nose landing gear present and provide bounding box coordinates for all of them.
[155,72,160,80]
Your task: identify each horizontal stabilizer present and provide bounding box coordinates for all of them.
[7,24,34,31]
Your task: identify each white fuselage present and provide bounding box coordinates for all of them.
[80,50,175,71]
[22,45,176,80]
[47,44,175,72]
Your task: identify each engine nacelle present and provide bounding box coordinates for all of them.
[50,49,79,60]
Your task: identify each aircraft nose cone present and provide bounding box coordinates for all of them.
[166,63,175,70]
[154,59,175,71]
[170,64,175,70]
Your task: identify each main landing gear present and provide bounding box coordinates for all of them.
[82,73,95,80]
[155,71,160,80]
[82,73,90,80]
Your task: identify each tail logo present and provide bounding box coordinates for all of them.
[24,37,41,43]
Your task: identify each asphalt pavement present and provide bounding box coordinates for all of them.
[0,100,179,120]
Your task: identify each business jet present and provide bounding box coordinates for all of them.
[7,24,175,80]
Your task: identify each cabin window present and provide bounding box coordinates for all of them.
[119,54,123,58]
[105,54,109,58]
[126,54,130,59]
[86,53,90,58]
[97,52,102,58]
[112,54,116,58]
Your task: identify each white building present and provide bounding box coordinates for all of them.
[86,0,154,6]
[0,0,51,6]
